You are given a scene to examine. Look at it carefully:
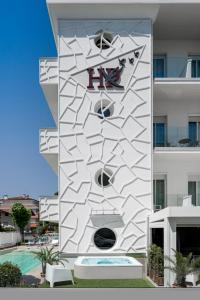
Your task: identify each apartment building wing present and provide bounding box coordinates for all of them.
[39,0,200,286]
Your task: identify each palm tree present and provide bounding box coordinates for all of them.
[165,249,193,287]
[191,256,200,280]
[32,246,67,276]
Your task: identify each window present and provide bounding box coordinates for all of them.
[5,212,9,217]
[94,30,113,50]
[188,117,200,146]
[153,55,166,78]
[188,177,200,206]
[153,178,166,210]
[190,56,200,78]
[95,100,114,119]
[153,116,167,147]
[95,169,114,187]
[97,107,111,119]
[94,228,116,249]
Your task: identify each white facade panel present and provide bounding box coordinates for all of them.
[58,20,152,254]
[40,128,58,154]
[40,197,59,222]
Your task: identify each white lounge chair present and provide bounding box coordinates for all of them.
[45,263,74,288]
[182,195,193,207]
[51,238,59,246]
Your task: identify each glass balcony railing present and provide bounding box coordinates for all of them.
[153,126,200,148]
[153,56,200,79]
[154,194,200,211]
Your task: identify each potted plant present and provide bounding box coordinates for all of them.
[165,249,193,287]
[32,246,67,278]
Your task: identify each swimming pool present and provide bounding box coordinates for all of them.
[74,256,143,279]
[0,250,40,274]
[81,257,134,265]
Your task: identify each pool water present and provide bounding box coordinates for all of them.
[82,257,133,265]
[0,250,40,274]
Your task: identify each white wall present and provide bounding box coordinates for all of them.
[0,232,21,249]
[154,40,200,77]
[58,20,152,254]
[154,154,200,197]
[0,212,14,227]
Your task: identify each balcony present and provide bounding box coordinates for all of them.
[153,56,200,79]
[153,126,200,153]
[154,57,200,99]
[40,129,58,174]
[39,196,58,223]
[90,209,124,228]
[154,194,200,212]
[40,128,58,154]
[39,58,58,124]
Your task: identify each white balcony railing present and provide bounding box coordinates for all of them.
[153,56,200,79]
[40,129,58,154]
[39,58,58,85]
[39,196,58,223]
[153,126,200,148]
[154,194,200,212]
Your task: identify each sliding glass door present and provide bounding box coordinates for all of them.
[153,179,165,210]
[191,57,200,78]
[188,181,200,206]
[153,55,166,78]
[153,123,166,147]
[189,121,200,145]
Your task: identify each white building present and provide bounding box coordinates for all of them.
[39,0,200,286]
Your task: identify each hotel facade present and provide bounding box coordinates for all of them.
[39,0,200,286]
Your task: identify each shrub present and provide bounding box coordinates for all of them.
[0,227,16,232]
[0,262,22,287]
[148,244,164,280]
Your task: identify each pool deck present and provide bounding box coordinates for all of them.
[0,245,59,286]
[22,265,42,286]
[19,245,57,286]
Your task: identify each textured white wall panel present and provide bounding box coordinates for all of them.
[58,20,152,254]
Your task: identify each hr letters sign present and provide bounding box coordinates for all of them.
[87,66,124,89]
[87,51,140,90]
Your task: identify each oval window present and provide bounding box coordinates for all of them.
[94,100,114,119]
[94,228,116,250]
[94,30,113,50]
[95,169,113,187]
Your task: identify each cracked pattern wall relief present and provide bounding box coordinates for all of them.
[58,20,152,254]
[40,196,59,223]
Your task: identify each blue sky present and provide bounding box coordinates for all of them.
[0,0,57,199]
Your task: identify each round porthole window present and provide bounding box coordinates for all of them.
[94,100,114,119]
[95,169,114,187]
[94,228,116,250]
[94,30,113,50]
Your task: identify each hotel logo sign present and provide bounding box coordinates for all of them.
[87,66,124,89]
[87,51,139,90]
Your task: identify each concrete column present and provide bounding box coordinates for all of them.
[164,217,177,286]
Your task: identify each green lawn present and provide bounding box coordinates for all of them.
[40,253,152,288]
[40,277,154,288]
[126,253,146,259]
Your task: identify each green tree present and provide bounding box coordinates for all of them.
[32,246,67,276]
[11,202,31,242]
[165,249,193,287]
